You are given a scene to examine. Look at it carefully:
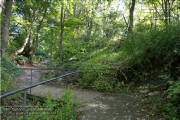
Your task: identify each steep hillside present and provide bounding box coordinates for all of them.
[62,24,180,119]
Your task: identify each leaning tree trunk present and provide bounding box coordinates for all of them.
[15,32,31,55]
[1,0,13,56]
[128,0,136,32]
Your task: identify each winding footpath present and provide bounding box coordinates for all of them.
[16,63,156,120]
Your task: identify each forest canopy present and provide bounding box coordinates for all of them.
[1,0,179,63]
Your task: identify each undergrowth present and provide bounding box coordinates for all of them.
[26,89,78,120]
[1,56,24,94]
[1,56,25,119]
[63,23,180,119]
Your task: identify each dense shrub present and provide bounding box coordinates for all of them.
[121,24,180,69]
[27,89,78,120]
[164,80,180,119]
[93,77,112,91]
[73,23,180,118]
[1,56,24,93]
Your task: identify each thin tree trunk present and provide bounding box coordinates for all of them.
[122,14,129,33]
[128,0,136,32]
[1,0,13,56]
[73,3,76,17]
[87,18,93,40]
[164,0,168,25]
[59,6,64,63]
[168,0,171,24]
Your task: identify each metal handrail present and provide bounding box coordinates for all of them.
[2,67,115,70]
[1,69,80,120]
[2,67,79,71]
[1,66,115,99]
[0,70,80,99]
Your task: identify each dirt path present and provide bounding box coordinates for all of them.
[16,67,41,88]
[78,93,148,120]
[15,64,158,120]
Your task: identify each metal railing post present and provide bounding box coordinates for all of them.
[30,69,32,94]
[40,68,42,82]
[23,90,27,120]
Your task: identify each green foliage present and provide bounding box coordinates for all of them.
[78,71,98,87]
[117,24,180,118]
[163,102,179,120]
[56,89,78,120]
[115,81,132,93]
[120,24,180,68]
[70,23,180,119]
[152,97,163,113]
[70,23,180,90]
[0,71,14,94]
[93,78,112,91]
[35,47,48,57]
[14,55,28,61]
[64,18,84,28]
[0,56,24,93]
[5,40,19,55]
[151,80,180,119]
[167,80,180,100]
[27,89,78,120]
[5,0,180,118]
[164,80,180,119]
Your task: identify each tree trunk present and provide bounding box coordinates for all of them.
[0,0,3,14]
[73,3,76,17]
[122,14,128,32]
[15,33,31,55]
[86,18,93,40]
[128,0,136,32]
[1,0,13,56]
[29,7,48,64]
[168,0,171,24]
[161,0,171,26]
[59,6,64,63]
[164,0,168,25]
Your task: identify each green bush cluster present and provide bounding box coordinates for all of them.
[0,56,24,93]
[78,71,99,88]
[164,80,180,119]
[121,24,180,68]
[93,78,112,91]
[152,80,180,119]
[27,89,78,120]
[75,23,179,82]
